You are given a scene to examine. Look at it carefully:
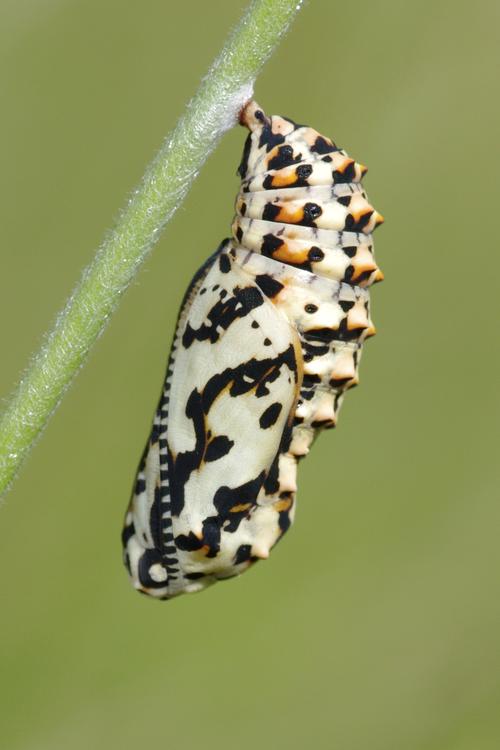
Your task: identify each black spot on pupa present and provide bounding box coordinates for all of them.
[333,161,356,183]
[205,435,234,463]
[308,246,324,262]
[134,477,146,495]
[255,274,284,298]
[235,226,243,243]
[337,195,352,207]
[199,518,220,557]
[302,373,321,387]
[329,375,353,389]
[262,203,281,222]
[239,201,247,216]
[185,572,205,580]
[121,522,135,548]
[311,418,336,428]
[354,270,374,284]
[304,304,318,314]
[311,135,337,155]
[259,402,283,429]
[263,338,272,346]
[296,163,313,181]
[175,516,220,557]
[219,253,231,273]
[261,233,284,258]
[213,471,266,534]
[304,328,340,344]
[343,246,357,258]
[278,507,292,534]
[268,144,301,170]
[301,388,315,401]
[175,532,204,552]
[344,266,356,284]
[237,133,252,178]
[234,545,252,565]
[302,340,329,358]
[339,300,355,313]
[302,202,322,226]
[263,452,280,496]
[258,122,286,152]
[335,318,364,341]
[345,210,373,232]
[251,320,259,329]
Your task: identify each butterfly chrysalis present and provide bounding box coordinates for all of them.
[122,102,384,600]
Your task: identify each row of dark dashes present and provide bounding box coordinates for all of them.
[157,338,180,587]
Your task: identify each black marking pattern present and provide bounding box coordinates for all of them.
[182,281,263,347]
[122,102,382,601]
[170,343,297,518]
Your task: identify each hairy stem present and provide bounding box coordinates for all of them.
[0,0,306,497]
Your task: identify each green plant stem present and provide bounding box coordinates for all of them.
[0,0,306,497]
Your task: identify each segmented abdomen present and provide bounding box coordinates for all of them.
[233,101,383,473]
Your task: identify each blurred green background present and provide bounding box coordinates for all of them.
[1,1,499,748]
